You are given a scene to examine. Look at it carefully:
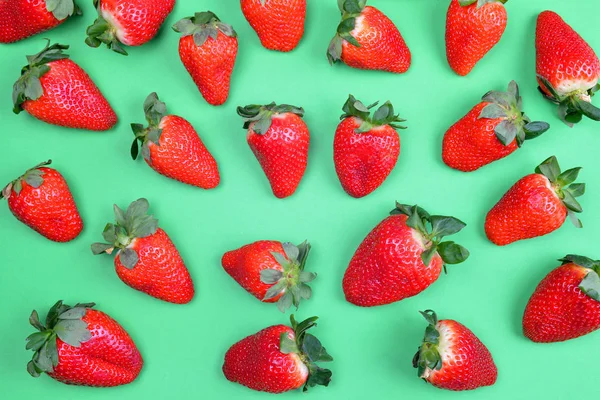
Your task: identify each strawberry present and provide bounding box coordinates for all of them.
[334,95,406,198]
[343,203,469,307]
[442,81,550,172]
[223,315,332,393]
[237,103,309,198]
[485,156,585,246]
[222,241,315,312]
[536,11,600,126]
[26,301,142,386]
[445,0,508,76]
[0,0,81,43]
[12,41,117,131]
[523,255,600,343]
[1,160,83,242]
[91,198,194,304]
[85,0,175,55]
[327,0,411,73]
[173,12,238,106]
[241,0,306,52]
[130,93,220,189]
[413,310,497,391]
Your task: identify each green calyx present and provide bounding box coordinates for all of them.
[458,0,507,8]
[1,160,52,200]
[261,241,315,313]
[279,315,333,392]
[537,75,600,127]
[45,0,82,21]
[327,0,367,64]
[26,300,94,378]
[172,11,237,46]
[479,81,550,147]
[412,310,443,379]
[90,198,159,269]
[130,93,168,162]
[560,255,600,303]
[340,94,407,133]
[85,0,127,55]
[237,102,304,135]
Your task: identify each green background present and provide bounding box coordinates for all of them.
[1,0,599,398]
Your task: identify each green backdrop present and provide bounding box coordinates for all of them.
[1,0,599,399]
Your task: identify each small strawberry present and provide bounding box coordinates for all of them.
[343,203,469,307]
[485,156,585,246]
[85,0,175,55]
[413,310,497,391]
[173,12,238,106]
[523,255,600,343]
[334,95,406,198]
[26,300,143,386]
[91,198,194,304]
[241,0,306,52]
[237,103,309,198]
[327,0,411,73]
[442,81,550,172]
[536,11,600,126]
[223,315,332,393]
[12,41,117,131]
[1,160,83,242]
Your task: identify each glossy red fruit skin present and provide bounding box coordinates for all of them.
[7,167,83,242]
[0,0,65,43]
[114,228,195,304]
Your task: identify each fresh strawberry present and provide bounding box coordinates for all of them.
[536,11,600,126]
[85,0,175,55]
[523,255,600,343]
[485,156,585,246]
[241,0,306,52]
[173,12,238,106]
[343,203,469,307]
[223,315,332,393]
[26,301,142,386]
[237,103,309,198]
[327,0,411,73]
[12,41,117,131]
[1,160,83,242]
[413,310,497,391]
[445,0,507,76]
[334,95,406,198]
[91,198,194,304]
[442,81,550,172]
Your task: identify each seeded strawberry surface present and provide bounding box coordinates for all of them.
[0,0,66,43]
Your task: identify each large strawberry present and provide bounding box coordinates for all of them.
[223,315,332,393]
[343,203,469,307]
[1,160,83,242]
[12,41,117,131]
[91,198,194,304]
[442,81,550,172]
[536,11,600,126]
[485,156,585,246]
[173,12,238,106]
[327,0,411,73]
[523,255,600,343]
[413,310,497,391]
[237,103,309,198]
[26,301,142,386]
[334,95,406,198]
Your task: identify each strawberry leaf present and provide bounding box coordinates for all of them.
[580,270,600,302]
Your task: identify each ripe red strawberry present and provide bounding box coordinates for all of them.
[26,301,142,386]
[334,95,406,198]
[12,42,117,131]
[327,0,411,73]
[223,315,332,393]
[413,310,497,391]
[1,160,83,242]
[536,11,600,126]
[523,255,600,343]
[485,156,585,246]
[237,103,310,198]
[442,81,550,172]
[85,0,175,55]
[241,0,306,52]
[445,0,507,76]
[343,203,469,307]
[91,198,194,304]
[130,93,220,189]
[173,12,238,106]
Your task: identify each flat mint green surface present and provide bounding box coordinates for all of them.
[1,0,600,399]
